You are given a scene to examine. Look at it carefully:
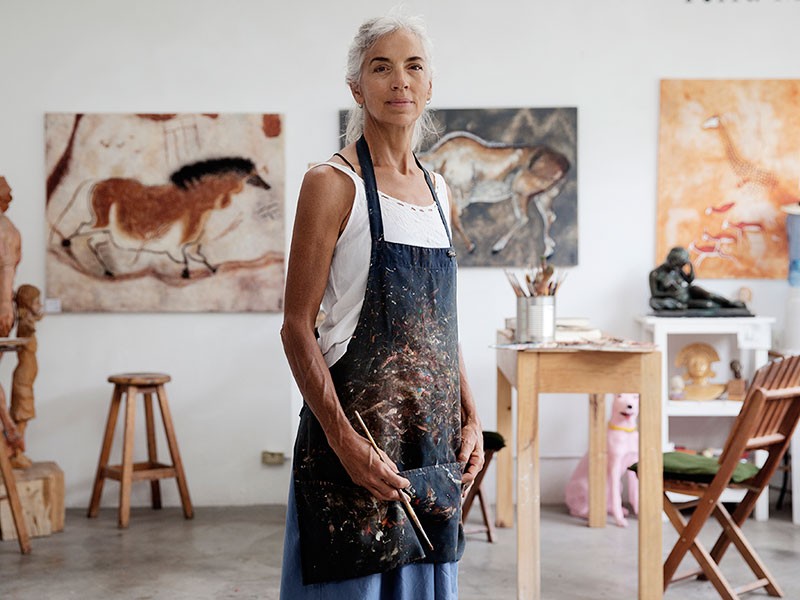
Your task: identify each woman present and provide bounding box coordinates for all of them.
[280,13,483,599]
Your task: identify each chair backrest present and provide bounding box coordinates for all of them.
[717,355,800,488]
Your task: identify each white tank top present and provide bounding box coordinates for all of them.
[314,161,452,367]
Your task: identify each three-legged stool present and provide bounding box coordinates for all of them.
[462,430,506,542]
[87,373,193,528]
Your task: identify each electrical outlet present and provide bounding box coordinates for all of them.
[44,298,62,313]
[261,451,286,466]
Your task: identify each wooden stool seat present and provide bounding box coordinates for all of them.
[108,373,171,386]
[88,372,192,528]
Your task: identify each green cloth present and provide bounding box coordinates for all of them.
[630,451,759,484]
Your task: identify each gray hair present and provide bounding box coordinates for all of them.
[343,13,438,150]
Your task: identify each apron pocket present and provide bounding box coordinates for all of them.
[294,479,426,584]
[401,462,464,524]
[399,462,465,564]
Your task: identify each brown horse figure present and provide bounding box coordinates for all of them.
[60,157,269,278]
[420,132,570,256]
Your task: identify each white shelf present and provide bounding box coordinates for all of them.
[637,315,774,349]
[667,399,743,417]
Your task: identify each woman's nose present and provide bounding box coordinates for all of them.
[391,73,409,90]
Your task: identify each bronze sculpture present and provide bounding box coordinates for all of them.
[649,247,751,316]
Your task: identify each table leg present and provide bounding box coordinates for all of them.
[637,352,663,599]
[588,393,607,528]
[516,353,539,600]
[496,366,514,528]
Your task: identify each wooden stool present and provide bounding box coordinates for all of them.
[87,373,193,528]
[462,431,506,543]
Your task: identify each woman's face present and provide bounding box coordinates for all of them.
[351,29,432,130]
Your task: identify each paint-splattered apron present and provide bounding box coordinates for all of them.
[292,136,464,585]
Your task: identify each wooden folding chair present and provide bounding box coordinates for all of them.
[662,354,800,599]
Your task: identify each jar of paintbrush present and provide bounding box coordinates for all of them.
[505,257,566,343]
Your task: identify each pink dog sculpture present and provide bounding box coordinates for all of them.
[564,393,639,527]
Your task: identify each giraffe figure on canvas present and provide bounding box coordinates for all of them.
[702,115,778,189]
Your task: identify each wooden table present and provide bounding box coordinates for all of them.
[495,331,662,599]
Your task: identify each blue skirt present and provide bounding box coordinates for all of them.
[280,479,459,600]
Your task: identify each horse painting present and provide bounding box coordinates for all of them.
[419,132,570,257]
[58,157,270,279]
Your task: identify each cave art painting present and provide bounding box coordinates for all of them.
[657,80,800,278]
[419,108,577,268]
[45,113,284,311]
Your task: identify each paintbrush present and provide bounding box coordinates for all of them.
[504,269,527,297]
[354,410,435,552]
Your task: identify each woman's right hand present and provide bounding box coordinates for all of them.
[334,433,411,503]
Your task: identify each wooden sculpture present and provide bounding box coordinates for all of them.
[0,176,20,337]
[0,177,32,550]
[675,342,726,401]
[10,284,43,469]
[0,175,24,455]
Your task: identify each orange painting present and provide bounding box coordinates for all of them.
[45,113,284,312]
[657,80,800,279]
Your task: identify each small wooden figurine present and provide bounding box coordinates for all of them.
[726,359,747,402]
[10,284,43,468]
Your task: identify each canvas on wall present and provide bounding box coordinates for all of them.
[45,113,285,312]
[339,107,578,268]
[657,80,800,279]
[421,108,577,268]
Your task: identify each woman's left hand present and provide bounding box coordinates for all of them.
[458,420,484,497]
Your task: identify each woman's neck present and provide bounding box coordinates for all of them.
[362,123,416,175]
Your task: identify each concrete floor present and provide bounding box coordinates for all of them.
[1,495,798,599]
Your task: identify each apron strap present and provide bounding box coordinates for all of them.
[415,155,454,248]
[356,136,384,242]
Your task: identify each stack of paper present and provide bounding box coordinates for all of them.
[554,317,602,342]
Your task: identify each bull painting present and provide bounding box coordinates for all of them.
[420,132,569,258]
[418,107,577,268]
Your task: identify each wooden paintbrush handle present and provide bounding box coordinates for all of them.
[354,411,435,551]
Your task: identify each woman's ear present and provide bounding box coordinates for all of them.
[350,83,363,106]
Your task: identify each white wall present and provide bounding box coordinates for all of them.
[1,0,798,507]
